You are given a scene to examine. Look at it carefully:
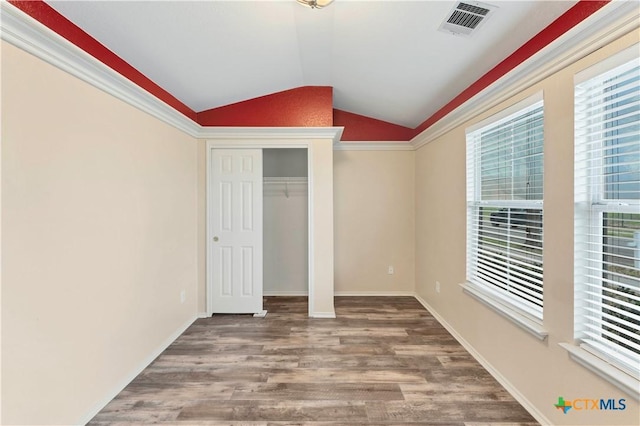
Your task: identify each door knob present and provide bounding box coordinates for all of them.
[213,236,219,242]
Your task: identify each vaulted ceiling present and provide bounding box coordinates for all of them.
[9,1,614,140]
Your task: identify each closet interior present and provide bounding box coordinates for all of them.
[263,149,308,296]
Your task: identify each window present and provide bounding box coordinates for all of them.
[574,54,640,380]
[466,95,544,322]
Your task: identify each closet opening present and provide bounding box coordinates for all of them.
[263,148,309,309]
[207,131,338,319]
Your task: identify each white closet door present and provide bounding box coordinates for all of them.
[209,149,263,313]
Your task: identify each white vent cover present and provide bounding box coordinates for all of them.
[439,1,496,37]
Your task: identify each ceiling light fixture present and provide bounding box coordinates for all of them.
[296,0,334,10]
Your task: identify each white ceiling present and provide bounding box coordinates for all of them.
[47,0,577,128]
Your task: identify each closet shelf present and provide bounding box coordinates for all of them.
[263,177,308,184]
[263,177,308,198]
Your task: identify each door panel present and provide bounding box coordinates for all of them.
[210,149,263,313]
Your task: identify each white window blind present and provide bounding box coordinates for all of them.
[575,56,640,379]
[467,98,544,320]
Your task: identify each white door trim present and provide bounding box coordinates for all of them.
[206,136,327,318]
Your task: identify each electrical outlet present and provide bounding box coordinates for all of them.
[180,290,186,303]
[388,266,394,275]
[436,281,441,293]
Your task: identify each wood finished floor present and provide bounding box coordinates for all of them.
[89,297,538,425]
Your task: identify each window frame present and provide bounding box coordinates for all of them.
[569,44,640,399]
[463,93,547,337]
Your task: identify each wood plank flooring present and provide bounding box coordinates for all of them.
[89,297,538,425]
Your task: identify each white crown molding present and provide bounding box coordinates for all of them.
[199,126,344,144]
[1,1,345,144]
[0,1,202,138]
[333,141,414,151]
[3,1,638,149]
[410,1,640,150]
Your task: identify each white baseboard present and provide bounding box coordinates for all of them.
[335,291,415,297]
[263,291,309,296]
[78,314,197,425]
[310,311,337,319]
[197,312,210,318]
[413,294,551,426]
[77,294,547,425]
[264,291,415,297]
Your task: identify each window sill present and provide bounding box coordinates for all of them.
[460,282,548,341]
[559,343,640,401]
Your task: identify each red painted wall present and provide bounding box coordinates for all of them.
[8,0,198,121]
[410,0,610,138]
[8,0,610,141]
[333,110,414,141]
[197,87,333,127]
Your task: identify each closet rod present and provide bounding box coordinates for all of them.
[263,177,307,198]
[263,177,308,184]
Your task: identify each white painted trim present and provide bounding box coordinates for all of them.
[207,141,309,149]
[310,311,337,319]
[263,291,309,296]
[4,0,637,152]
[78,314,196,425]
[465,92,543,135]
[0,1,201,138]
[460,283,548,341]
[0,36,3,426]
[334,291,415,297]
[411,1,640,150]
[306,145,315,318]
[206,144,213,316]
[559,343,640,401]
[413,294,552,426]
[205,139,318,318]
[333,142,414,151]
[574,42,640,84]
[265,290,415,298]
[0,3,344,143]
[200,127,343,144]
[197,312,210,319]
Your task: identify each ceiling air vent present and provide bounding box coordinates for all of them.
[439,1,496,37]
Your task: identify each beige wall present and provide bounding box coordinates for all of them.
[415,30,639,425]
[3,11,637,426]
[1,41,198,425]
[334,150,415,294]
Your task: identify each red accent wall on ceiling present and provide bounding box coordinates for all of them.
[409,0,610,138]
[197,87,333,127]
[333,110,414,141]
[8,0,197,122]
[9,0,610,141]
